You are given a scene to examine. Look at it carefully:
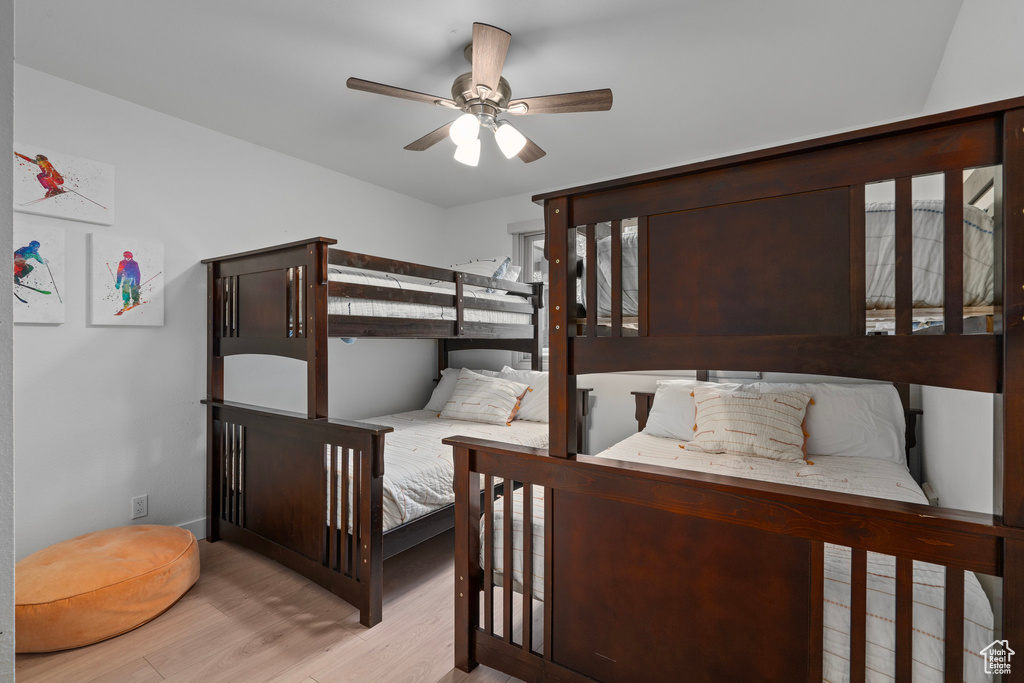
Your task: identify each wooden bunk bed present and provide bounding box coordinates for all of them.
[447,96,1024,681]
[201,240,590,627]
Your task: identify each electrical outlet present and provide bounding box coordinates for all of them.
[131,495,148,519]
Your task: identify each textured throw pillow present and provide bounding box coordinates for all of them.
[440,368,529,426]
[752,382,905,463]
[499,366,548,422]
[424,367,501,412]
[642,380,747,441]
[684,387,812,462]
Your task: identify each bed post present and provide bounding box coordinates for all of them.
[206,263,223,543]
[307,239,329,418]
[1001,107,1024,654]
[547,197,577,457]
[531,281,544,371]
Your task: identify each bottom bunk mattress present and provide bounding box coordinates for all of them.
[344,410,547,531]
[485,432,995,683]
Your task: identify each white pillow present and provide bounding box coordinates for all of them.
[499,366,548,422]
[440,368,529,425]
[642,380,746,441]
[752,382,906,464]
[449,256,512,292]
[684,386,811,462]
[424,367,501,412]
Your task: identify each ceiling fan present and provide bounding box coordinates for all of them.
[347,23,613,166]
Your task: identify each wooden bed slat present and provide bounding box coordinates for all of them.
[895,177,913,336]
[850,185,866,336]
[351,453,361,577]
[484,475,495,636]
[328,281,454,307]
[850,548,867,682]
[543,488,553,661]
[895,557,913,682]
[943,172,965,335]
[637,216,649,336]
[943,566,964,683]
[522,482,534,654]
[585,224,597,336]
[329,248,533,295]
[341,447,349,575]
[328,446,338,570]
[808,541,824,683]
[610,220,622,337]
[327,316,535,340]
[503,482,513,643]
[1002,108,1024,529]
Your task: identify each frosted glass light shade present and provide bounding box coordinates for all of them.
[454,138,481,166]
[494,121,527,159]
[449,113,481,146]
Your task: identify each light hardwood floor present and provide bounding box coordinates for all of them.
[16,530,517,683]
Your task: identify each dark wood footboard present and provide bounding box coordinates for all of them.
[204,400,393,627]
[448,436,1023,683]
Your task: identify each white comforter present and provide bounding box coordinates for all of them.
[339,410,547,531]
[328,269,532,325]
[485,432,994,682]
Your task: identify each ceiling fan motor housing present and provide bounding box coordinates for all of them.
[451,72,511,119]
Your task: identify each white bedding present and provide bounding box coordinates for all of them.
[580,201,994,318]
[337,410,547,531]
[328,269,532,325]
[486,432,994,682]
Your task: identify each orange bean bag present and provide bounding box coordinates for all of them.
[15,525,199,653]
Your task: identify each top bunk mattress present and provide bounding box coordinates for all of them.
[328,269,532,326]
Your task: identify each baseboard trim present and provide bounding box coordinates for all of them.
[179,518,206,540]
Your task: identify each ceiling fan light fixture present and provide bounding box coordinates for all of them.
[494,120,527,159]
[449,113,481,146]
[453,138,481,166]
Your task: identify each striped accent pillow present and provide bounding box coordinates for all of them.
[684,387,812,462]
[440,368,530,426]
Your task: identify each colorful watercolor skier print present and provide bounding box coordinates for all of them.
[13,220,65,324]
[14,144,115,226]
[90,234,164,326]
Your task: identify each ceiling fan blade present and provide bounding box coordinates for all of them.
[471,23,511,100]
[347,77,456,108]
[517,135,546,163]
[404,122,454,151]
[507,89,613,115]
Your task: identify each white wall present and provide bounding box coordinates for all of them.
[13,67,449,559]
[1,0,15,675]
[924,0,1024,113]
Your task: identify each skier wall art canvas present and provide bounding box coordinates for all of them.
[90,234,164,326]
[13,144,114,226]
[13,220,65,324]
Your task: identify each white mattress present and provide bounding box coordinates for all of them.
[580,201,994,318]
[486,432,994,682]
[328,269,532,325]
[336,410,547,532]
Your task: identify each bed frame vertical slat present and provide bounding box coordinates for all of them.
[220,427,228,522]
[230,276,238,337]
[454,446,481,672]
[943,566,964,682]
[229,424,238,525]
[307,243,328,418]
[849,185,866,335]
[522,482,533,654]
[547,198,576,457]
[207,264,224,541]
[943,172,965,335]
[638,216,649,336]
[1002,107,1024,529]
[484,474,495,636]
[895,177,913,336]
[850,548,867,682]
[502,482,514,643]
[351,452,361,576]
[808,540,824,683]
[610,219,623,336]
[585,224,597,336]
[341,447,350,575]
[543,488,553,661]
[455,272,464,337]
[237,425,244,526]
[895,557,913,682]
[328,445,338,570]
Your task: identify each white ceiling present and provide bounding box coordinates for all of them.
[14,0,964,208]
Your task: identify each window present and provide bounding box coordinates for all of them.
[514,230,548,369]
